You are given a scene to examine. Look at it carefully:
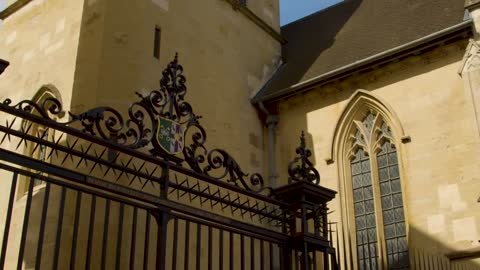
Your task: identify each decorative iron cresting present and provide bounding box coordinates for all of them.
[287,131,320,184]
[1,54,271,194]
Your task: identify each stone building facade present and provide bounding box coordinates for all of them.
[0,0,479,269]
[251,0,480,268]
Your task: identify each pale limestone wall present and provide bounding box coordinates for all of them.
[0,0,84,110]
[0,1,84,268]
[71,0,282,175]
[274,39,480,264]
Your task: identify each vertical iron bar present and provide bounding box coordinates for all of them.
[334,253,339,270]
[440,250,444,270]
[335,223,341,270]
[143,212,151,270]
[295,250,299,270]
[155,211,169,270]
[313,251,317,270]
[70,190,82,270]
[301,242,308,270]
[101,199,111,270]
[35,182,51,270]
[130,207,138,270]
[115,203,125,270]
[17,176,35,270]
[157,165,169,270]
[269,242,273,270]
[208,226,212,270]
[431,252,435,270]
[409,248,417,270]
[423,249,427,270]
[282,245,289,270]
[86,195,97,270]
[230,232,234,270]
[219,229,224,269]
[172,217,178,270]
[324,251,330,270]
[251,237,255,270]
[196,223,201,269]
[0,172,17,270]
[436,252,441,270]
[260,240,264,270]
[241,234,245,270]
[329,223,333,246]
[184,220,190,270]
[52,186,67,270]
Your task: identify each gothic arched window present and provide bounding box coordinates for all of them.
[348,111,408,270]
[19,85,62,194]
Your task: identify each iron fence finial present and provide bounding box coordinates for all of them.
[287,131,320,184]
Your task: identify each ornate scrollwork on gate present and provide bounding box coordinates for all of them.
[2,54,270,194]
[2,96,64,120]
[287,131,320,185]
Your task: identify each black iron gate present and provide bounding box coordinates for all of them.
[0,55,337,270]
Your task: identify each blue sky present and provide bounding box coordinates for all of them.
[280,0,342,25]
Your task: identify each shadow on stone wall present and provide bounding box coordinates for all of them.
[330,221,480,269]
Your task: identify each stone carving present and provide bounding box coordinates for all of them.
[459,39,480,74]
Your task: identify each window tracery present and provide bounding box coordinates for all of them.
[348,111,408,270]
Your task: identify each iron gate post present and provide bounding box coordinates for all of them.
[274,181,336,270]
[274,132,337,270]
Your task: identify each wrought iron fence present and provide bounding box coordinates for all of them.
[0,54,337,269]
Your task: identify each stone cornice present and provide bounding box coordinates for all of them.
[225,0,287,44]
[446,246,480,261]
[0,0,33,20]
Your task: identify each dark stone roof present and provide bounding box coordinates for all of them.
[0,59,9,75]
[254,0,467,102]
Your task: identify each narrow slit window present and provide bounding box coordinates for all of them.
[154,27,161,59]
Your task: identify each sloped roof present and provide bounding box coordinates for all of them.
[254,0,468,102]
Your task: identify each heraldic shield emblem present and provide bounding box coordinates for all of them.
[155,117,186,155]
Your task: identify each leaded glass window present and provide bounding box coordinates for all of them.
[377,123,409,269]
[351,148,379,270]
[348,112,409,269]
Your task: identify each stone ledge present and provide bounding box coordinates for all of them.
[446,246,480,261]
[224,0,286,44]
[0,0,33,20]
